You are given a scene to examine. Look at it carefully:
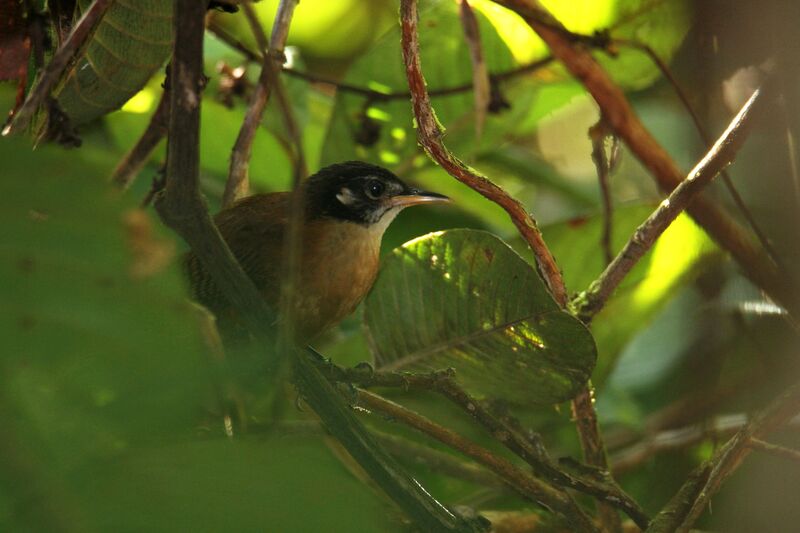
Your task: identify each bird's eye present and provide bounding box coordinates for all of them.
[365,179,386,199]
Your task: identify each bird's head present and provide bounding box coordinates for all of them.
[303,161,450,230]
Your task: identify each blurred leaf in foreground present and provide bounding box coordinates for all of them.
[0,137,397,532]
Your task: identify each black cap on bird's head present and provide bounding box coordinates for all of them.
[303,161,449,226]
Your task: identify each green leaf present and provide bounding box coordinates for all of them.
[0,137,209,475]
[364,229,596,405]
[71,436,404,533]
[320,0,520,168]
[56,0,173,124]
[0,136,402,532]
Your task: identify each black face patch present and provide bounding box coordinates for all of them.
[304,161,409,225]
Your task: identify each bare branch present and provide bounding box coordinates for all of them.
[3,0,115,136]
[611,414,750,475]
[616,38,783,272]
[493,0,795,319]
[111,83,170,189]
[399,0,568,307]
[154,0,277,346]
[747,438,800,463]
[458,0,490,139]
[574,88,763,321]
[372,429,508,489]
[223,0,299,207]
[589,119,615,265]
[319,360,650,529]
[571,386,622,533]
[648,381,800,533]
[358,389,599,533]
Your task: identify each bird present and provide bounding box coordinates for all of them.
[185,161,450,343]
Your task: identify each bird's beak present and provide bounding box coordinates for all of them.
[388,189,451,208]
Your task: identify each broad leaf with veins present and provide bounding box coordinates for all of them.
[365,229,596,405]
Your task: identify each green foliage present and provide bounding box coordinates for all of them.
[320,0,521,167]
[0,137,397,532]
[57,0,173,124]
[5,0,798,530]
[365,229,597,404]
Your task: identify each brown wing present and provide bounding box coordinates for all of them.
[184,193,290,315]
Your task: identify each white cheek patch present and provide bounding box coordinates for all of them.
[336,187,357,205]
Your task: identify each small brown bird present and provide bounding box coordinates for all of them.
[186,161,449,342]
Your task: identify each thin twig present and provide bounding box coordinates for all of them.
[206,20,555,103]
[223,0,299,207]
[3,0,115,135]
[241,2,307,184]
[494,0,795,320]
[399,0,568,307]
[571,386,622,533]
[590,119,615,265]
[357,389,599,533]
[610,414,750,475]
[573,88,763,321]
[111,83,170,189]
[318,360,651,529]
[616,38,783,272]
[459,0,490,140]
[747,438,800,463]
[647,380,800,533]
[371,429,508,489]
[292,354,482,532]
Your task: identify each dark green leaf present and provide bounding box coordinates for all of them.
[364,229,596,405]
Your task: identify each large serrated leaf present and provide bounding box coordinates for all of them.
[364,229,596,405]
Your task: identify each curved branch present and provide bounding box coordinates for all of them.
[574,88,764,321]
[358,389,598,533]
[399,0,567,307]
[493,0,796,319]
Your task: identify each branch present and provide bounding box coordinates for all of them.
[399,0,567,307]
[153,4,475,531]
[610,414,750,475]
[458,0,490,139]
[223,0,300,207]
[397,6,632,529]
[589,119,616,265]
[292,353,484,533]
[747,438,800,463]
[3,0,115,136]
[242,1,307,184]
[154,0,278,348]
[615,38,783,272]
[319,361,650,529]
[573,88,763,321]
[493,0,796,319]
[357,389,599,533]
[111,81,170,189]
[372,429,508,489]
[648,381,800,533]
